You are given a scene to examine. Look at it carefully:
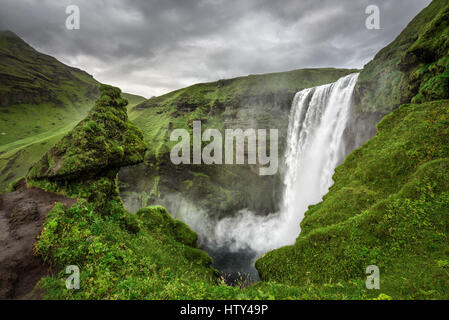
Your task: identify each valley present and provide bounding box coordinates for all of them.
[0,0,448,300]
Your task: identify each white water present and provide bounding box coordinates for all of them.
[152,73,360,279]
[206,73,360,254]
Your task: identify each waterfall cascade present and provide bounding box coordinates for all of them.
[280,73,360,242]
[211,73,360,254]
[158,73,360,282]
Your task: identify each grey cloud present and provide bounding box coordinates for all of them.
[0,0,431,97]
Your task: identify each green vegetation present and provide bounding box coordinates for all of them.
[35,201,220,299]
[36,199,385,299]
[28,85,146,180]
[0,92,145,193]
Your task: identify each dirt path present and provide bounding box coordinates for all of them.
[0,179,76,299]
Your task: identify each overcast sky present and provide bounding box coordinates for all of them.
[0,0,431,98]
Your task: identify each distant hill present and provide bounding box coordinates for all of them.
[0,30,100,145]
[0,31,146,192]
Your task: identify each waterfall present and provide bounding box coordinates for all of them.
[210,73,360,254]
[157,73,360,282]
[280,73,360,241]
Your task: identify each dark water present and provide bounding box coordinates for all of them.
[202,245,260,286]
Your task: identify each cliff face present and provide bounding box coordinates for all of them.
[348,0,449,148]
[119,68,359,218]
[256,0,449,299]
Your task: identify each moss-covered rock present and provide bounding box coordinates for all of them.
[136,206,198,247]
[26,85,147,214]
[28,85,147,180]
[411,70,449,103]
[35,200,219,299]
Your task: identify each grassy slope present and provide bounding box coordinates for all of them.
[37,200,382,300]
[0,31,146,192]
[256,0,449,299]
[256,101,449,299]
[37,202,220,299]
[120,68,358,216]
[0,30,99,145]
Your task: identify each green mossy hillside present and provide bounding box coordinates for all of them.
[397,0,449,106]
[0,30,99,145]
[355,0,449,115]
[37,197,401,300]
[256,100,449,299]
[36,197,388,300]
